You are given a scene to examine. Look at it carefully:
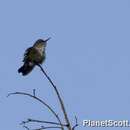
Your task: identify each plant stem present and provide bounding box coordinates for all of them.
[37,64,72,130]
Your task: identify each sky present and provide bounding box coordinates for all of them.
[0,0,130,130]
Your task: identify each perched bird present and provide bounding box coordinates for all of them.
[18,38,50,76]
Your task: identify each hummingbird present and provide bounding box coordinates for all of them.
[18,38,51,76]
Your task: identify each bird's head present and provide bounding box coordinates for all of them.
[33,38,51,48]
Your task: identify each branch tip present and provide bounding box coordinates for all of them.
[72,116,78,130]
[33,89,36,97]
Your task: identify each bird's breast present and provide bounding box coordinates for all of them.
[35,49,45,64]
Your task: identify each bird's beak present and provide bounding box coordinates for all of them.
[45,37,51,42]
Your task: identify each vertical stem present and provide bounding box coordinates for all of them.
[37,64,72,130]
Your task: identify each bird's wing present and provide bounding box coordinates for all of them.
[23,47,33,62]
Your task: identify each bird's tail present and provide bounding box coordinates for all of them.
[18,62,35,76]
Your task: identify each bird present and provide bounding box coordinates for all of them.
[18,38,51,76]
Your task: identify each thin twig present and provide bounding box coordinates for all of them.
[33,89,36,97]
[23,125,30,130]
[21,118,67,127]
[7,91,64,130]
[33,126,62,130]
[72,116,78,130]
[37,64,72,130]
